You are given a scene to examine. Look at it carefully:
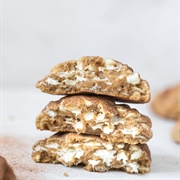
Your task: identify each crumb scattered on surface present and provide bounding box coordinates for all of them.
[64,172,69,177]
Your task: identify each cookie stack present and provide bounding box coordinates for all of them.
[32,56,153,174]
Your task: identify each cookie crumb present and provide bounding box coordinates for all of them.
[64,172,69,177]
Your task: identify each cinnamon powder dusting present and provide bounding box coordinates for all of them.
[0,135,72,180]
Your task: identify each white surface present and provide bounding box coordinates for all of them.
[1,88,180,180]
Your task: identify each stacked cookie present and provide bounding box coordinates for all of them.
[32,56,152,174]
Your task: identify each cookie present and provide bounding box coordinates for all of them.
[151,84,180,120]
[36,95,152,144]
[36,56,150,103]
[171,119,180,143]
[32,132,151,174]
[0,155,16,180]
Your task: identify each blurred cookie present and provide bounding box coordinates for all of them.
[171,119,180,143]
[0,155,16,180]
[151,84,180,120]
[32,132,151,174]
[36,95,152,144]
[36,56,150,103]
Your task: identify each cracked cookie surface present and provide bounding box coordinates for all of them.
[36,95,152,144]
[36,56,150,103]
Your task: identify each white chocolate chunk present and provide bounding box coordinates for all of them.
[128,162,139,173]
[63,79,76,86]
[94,149,116,166]
[84,112,94,121]
[45,78,60,85]
[65,117,73,121]
[46,110,57,117]
[76,76,87,82]
[117,151,128,164]
[138,135,146,140]
[75,62,83,70]
[88,160,100,169]
[106,65,117,70]
[74,122,83,131]
[34,145,46,151]
[65,121,73,125]
[116,143,125,149]
[93,77,109,81]
[92,124,103,130]
[125,113,136,119]
[133,86,145,93]
[117,108,127,114]
[84,142,95,146]
[102,143,113,150]
[98,67,105,71]
[130,150,142,160]
[129,145,138,151]
[119,75,124,79]
[59,104,66,112]
[60,149,76,163]
[66,107,81,116]
[141,123,150,130]
[112,116,126,125]
[121,127,139,138]
[87,65,94,71]
[106,81,112,85]
[90,83,99,91]
[64,117,73,124]
[84,100,92,106]
[71,143,81,147]
[57,148,84,163]
[96,113,105,122]
[103,126,114,134]
[58,71,74,78]
[45,143,59,149]
[126,73,140,85]
[75,149,84,159]
[105,58,116,65]
[84,142,101,147]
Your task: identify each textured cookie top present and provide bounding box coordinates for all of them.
[32,132,151,174]
[36,95,152,144]
[151,84,180,120]
[36,56,150,103]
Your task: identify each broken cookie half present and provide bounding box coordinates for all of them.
[36,56,150,103]
[36,95,152,144]
[32,133,151,174]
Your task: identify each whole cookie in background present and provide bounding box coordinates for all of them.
[151,84,180,120]
[171,119,180,143]
[0,155,16,180]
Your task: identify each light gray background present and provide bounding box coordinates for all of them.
[1,0,179,90]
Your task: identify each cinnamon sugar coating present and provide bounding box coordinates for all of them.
[36,95,152,144]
